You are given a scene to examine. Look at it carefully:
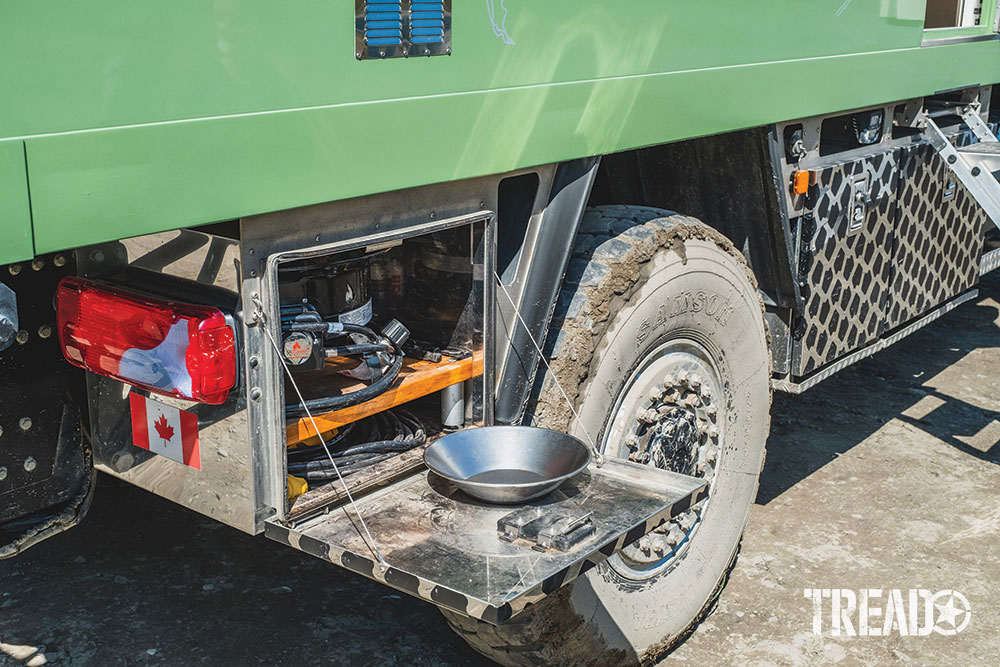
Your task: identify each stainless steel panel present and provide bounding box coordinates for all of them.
[80,229,271,534]
[265,459,706,624]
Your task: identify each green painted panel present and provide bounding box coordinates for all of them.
[3,2,999,251]
[0,140,33,264]
[0,1,938,138]
[27,39,1000,254]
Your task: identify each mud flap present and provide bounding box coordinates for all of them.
[1,254,95,558]
[0,403,95,558]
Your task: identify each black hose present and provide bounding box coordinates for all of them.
[290,409,426,482]
[298,455,395,480]
[285,346,404,416]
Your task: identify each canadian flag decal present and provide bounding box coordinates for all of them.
[129,393,201,470]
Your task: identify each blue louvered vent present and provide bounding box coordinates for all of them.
[409,2,445,45]
[364,2,403,47]
[356,0,449,59]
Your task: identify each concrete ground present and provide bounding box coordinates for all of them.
[2,271,999,666]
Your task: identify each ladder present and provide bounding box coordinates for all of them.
[924,104,1000,230]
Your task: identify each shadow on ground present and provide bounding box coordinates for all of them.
[758,270,1000,505]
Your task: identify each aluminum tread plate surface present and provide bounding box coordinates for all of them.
[265,460,706,624]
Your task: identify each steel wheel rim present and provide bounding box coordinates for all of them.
[602,337,724,581]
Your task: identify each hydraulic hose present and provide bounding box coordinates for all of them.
[289,409,426,482]
[284,344,404,417]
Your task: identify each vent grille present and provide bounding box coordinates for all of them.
[364,2,403,47]
[410,2,445,45]
[356,0,451,59]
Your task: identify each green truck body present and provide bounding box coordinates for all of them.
[1,1,998,263]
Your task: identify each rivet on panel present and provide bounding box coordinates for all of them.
[250,388,262,402]
[31,259,45,271]
[23,457,37,472]
[8,264,21,276]
[15,330,28,345]
[19,417,32,431]
[53,255,67,267]
[38,325,52,339]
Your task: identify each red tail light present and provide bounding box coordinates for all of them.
[56,277,237,405]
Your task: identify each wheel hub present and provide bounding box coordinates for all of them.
[603,342,723,578]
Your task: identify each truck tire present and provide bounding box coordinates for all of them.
[444,205,771,665]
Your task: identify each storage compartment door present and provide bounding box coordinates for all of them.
[884,140,988,331]
[265,459,705,624]
[791,151,899,377]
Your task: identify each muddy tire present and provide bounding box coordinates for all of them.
[443,205,771,665]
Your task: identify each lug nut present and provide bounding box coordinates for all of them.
[708,425,720,440]
[663,373,676,386]
[649,384,665,402]
[677,370,689,384]
[638,408,659,424]
[706,446,719,464]
[666,525,685,546]
[700,385,712,399]
[663,389,680,404]
[684,394,700,408]
[625,434,640,448]
[689,374,702,389]
[706,404,718,418]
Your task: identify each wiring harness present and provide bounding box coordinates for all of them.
[287,409,426,482]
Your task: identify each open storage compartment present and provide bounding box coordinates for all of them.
[275,216,493,520]
[258,209,708,621]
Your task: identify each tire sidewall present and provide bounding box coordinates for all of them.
[560,239,770,657]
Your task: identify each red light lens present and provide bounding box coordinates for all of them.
[56,277,237,405]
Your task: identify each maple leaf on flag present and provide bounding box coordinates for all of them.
[154,413,175,442]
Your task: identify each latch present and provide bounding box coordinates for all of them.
[849,174,871,232]
[943,178,957,202]
[498,507,597,552]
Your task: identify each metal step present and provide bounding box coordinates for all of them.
[265,458,706,624]
[924,106,1000,228]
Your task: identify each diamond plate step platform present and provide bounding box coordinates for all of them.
[265,458,706,624]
